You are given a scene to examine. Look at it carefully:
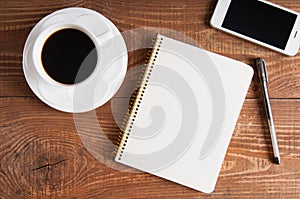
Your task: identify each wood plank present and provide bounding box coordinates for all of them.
[1,0,300,198]
[0,0,300,98]
[1,97,299,198]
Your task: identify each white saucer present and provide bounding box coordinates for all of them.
[22,8,128,113]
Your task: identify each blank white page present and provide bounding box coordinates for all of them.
[115,34,253,193]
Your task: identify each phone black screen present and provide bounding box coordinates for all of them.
[222,0,297,50]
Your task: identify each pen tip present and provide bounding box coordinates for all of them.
[274,157,280,165]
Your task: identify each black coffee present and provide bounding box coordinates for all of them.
[41,28,97,84]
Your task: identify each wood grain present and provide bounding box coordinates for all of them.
[1,0,300,98]
[1,98,300,198]
[1,0,300,198]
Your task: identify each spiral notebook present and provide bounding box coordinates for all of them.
[115,34,253,193]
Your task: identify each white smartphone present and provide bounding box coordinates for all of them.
[211,0,300,56]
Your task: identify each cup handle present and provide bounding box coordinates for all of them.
[76,14,114,43]
[96,31,114,44]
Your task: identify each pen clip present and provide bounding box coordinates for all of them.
[256,58,269,83]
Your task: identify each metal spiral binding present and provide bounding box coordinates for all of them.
[114,36,163,160]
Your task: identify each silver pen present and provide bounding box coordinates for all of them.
[256,58,280,164]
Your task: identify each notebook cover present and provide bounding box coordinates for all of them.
[115,34,253,193]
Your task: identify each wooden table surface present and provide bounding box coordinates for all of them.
[1,0,300,198]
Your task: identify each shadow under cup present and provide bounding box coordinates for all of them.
[41,28,98,85]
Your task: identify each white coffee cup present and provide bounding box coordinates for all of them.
[33,23,101,86]
[23,7,128,113]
